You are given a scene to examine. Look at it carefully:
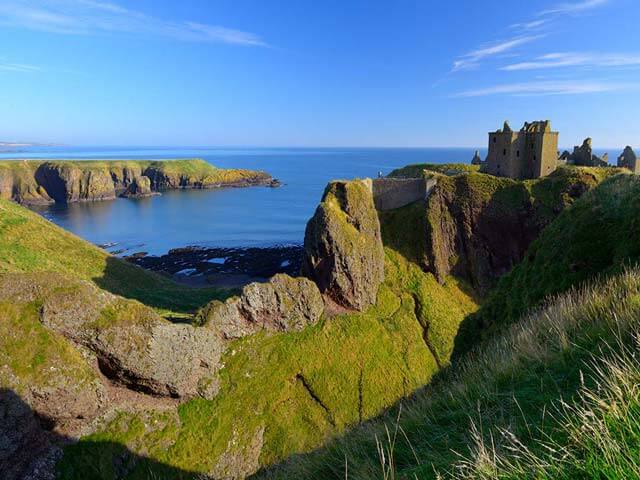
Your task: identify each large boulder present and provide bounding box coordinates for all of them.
[0,273,222,399]
[199,274,324,339]
[302,179,385,311]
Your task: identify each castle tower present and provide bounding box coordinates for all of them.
[485,120,559,180]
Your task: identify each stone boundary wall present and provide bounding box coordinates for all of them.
[371,177,437,211]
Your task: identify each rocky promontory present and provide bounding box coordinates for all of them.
[0,158,274,205]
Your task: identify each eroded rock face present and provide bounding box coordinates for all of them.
[0,273,223,399]
[120,175,156,198]
[416,169,608,295]
[34,163,116,203]
[302,179,385,311]
[200,274,324,339]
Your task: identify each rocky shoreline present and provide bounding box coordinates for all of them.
[125,245,304,288]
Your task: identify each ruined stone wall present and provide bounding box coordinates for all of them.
[371,177,436,211]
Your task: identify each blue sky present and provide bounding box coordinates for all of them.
[0,0,638,148]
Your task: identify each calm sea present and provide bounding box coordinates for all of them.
[0,147,483,255]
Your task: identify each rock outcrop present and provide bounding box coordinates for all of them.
[471,150,482,165]
[34,162,117,203]
[381,168,615,296]
[0,159,273,205]
[199,274,324,339]
[302,179,385,310]
[120,175,156,198]
[0,273,223,399]
[617,146,638,173]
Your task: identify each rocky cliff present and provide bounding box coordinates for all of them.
[380,166,620,295]
[302,179,385,311]
[0,158,273,205]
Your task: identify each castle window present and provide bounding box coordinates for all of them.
[517,150,520,157]
[493,137,497,143]
[503,149,507,156]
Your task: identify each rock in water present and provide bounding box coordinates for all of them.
[120,175,156,198]
[302,179,385,311]
[199,274,324,339]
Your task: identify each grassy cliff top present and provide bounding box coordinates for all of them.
[0,158,268,178]
[0,198,228,314]
[388,162,481,178]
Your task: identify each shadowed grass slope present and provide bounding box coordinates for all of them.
[0,199,228,314]
[57,249,479,479]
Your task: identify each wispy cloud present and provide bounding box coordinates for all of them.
[453,79,634,97]
[452,0,611,72]
[0,0,269,47]
[503,52,640,71]
[452,35,542,72]
[0,61,40,73]
[510,19,549,31]
[538,0,610,16]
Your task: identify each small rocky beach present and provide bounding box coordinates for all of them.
[125,244,304,288]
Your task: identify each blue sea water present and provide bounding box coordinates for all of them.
[0,147,484,255]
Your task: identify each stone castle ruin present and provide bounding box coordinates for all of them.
[559,137,608,167]
[484,120,559,180]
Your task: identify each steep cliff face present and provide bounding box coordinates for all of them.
[302,179,385,310]
[35,162,117,203]
[381,166,619,296]
[0,159,273,205]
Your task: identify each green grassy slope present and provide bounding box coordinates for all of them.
[459,172,640,351]
[57,249,479,479]
[256,264,640,480]
[0,199,227,314]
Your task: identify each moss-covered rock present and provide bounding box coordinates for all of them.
[0,272,223,399]
[302,179,385,310]
[199,274,324,339]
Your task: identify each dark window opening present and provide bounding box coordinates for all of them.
[517,150,520,157]
[503,149,507,156]
[493,137,497,143]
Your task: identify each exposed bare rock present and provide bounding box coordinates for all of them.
[199,274,324,340]
[302,179,385,311]
[471,150,482,165]
[34,162,117,203]
[0,273,223,399]
[120,175,157,198]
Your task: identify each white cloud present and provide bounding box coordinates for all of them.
[503,52,640,70]
[510,19,549,31]
[0,62,40,72]
[539,0,610,16]
[452,35,543,72]
[454,80,634,97]
[0,0,269,47]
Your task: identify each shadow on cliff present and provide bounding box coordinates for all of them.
[0,388,197,480]
[93,256,232,315]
